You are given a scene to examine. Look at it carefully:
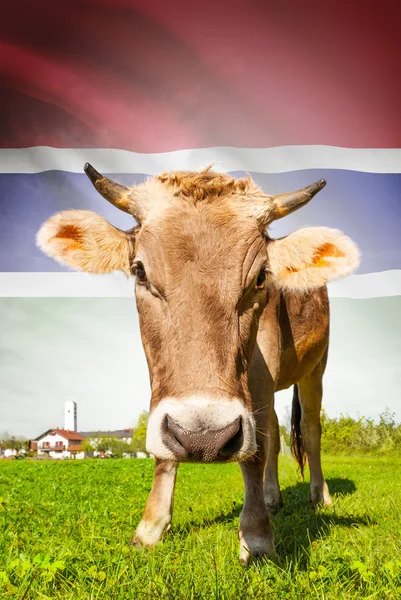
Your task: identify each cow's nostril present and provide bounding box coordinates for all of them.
[163,415,242,462]
[219,420,243,458]
[161,416,188,459]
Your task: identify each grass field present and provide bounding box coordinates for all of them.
[0,455,400,599]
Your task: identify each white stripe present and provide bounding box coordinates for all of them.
[1,271,400,299]
[1,146,401,174]
[327,270,401,299]
[0,272,134,298]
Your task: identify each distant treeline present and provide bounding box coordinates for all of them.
[2,409,400,458]
[321,408,401,455]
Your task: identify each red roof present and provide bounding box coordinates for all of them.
[54,429,85,441]
[34,429,85,442]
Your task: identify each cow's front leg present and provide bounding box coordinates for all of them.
[239,446,275,564]
[131,459,178,547]
[264,407,283,513]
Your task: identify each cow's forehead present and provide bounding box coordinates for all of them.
[136,200,264,267]
[133,200,266,296]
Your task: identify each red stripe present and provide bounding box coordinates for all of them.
[1,0,400,151]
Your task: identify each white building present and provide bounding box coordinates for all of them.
[29,424,144,460]
[3,448,18,458]
[32,429,85,459]
[65,400,77,432]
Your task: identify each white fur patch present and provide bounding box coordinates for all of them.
[146,396,256,461]
[133,465,176,547]
[132,179,174,223]
[133,519,170,547]
[239,531,275,564]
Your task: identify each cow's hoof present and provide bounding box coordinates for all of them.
[310,481,333,508]
[239,532,276,565]
[130,519,170,548]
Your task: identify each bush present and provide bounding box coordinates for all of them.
[321,408,401,455]
[129,411,148,455]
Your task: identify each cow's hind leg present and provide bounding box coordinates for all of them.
[239,440,275,564]
[295,360,332,507]
[131,459,178,547]
[263,407,283,513]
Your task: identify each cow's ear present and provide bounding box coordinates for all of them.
[37,210,134,274]
[267,227,360,292]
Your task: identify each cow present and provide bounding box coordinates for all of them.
[37,165,360,563]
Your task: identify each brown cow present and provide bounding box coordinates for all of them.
[37,165,360,563]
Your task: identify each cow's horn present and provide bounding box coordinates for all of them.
[270,179,326,221]
[84,163,132,214]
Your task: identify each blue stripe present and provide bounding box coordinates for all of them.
[1,170,400,273]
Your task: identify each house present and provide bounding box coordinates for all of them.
[29,427,143,459]
[80,428,133,444]
[32,428,86,459]
[80,428,134,457]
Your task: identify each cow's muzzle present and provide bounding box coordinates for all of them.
[163,415,243,462]
[146,396,257,463]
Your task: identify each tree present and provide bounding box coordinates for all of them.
[81,438,95,453]
[91,435,129,458]
[6,437,25,452]
[129,411,149,454]
[282,405,292,433]
[95,436,114,455]
[279,424,291,448]
[108,438,129,458]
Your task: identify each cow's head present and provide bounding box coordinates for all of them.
[37,166,360,463]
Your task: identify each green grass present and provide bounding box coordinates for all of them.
[0,455,400,599]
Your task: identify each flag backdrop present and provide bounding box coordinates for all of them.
[1,0,400,437]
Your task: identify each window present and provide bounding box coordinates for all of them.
[55,441,64,448]
[42,442,50,448]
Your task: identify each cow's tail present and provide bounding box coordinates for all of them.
[291,384,306,480]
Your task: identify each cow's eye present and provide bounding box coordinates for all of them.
[256,267,266,289]
[135,262,147,284]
